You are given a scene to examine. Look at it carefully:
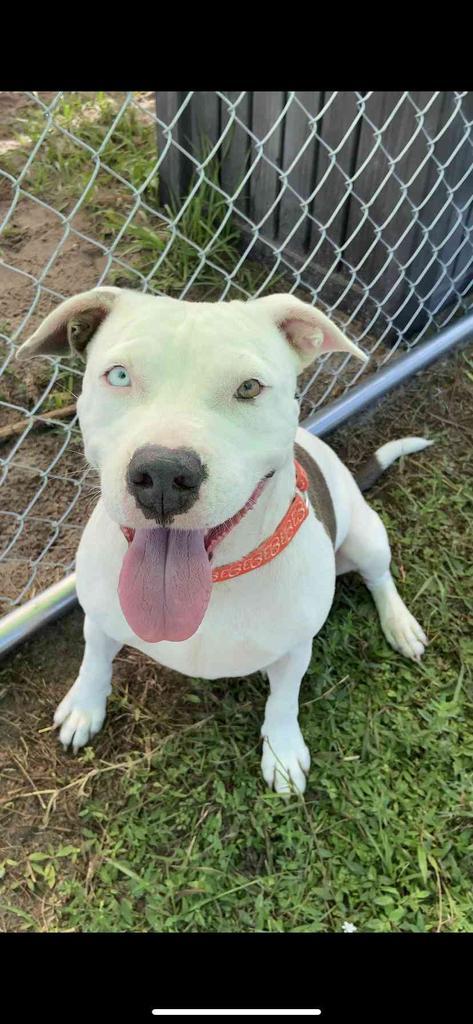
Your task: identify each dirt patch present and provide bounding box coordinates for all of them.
[0,94,110,611]
[0,94,107,349]
[0,196,108,343]
[0,428,96,608]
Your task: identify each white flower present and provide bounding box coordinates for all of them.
[342,921,357,933]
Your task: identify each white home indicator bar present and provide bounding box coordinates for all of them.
[151,1012,322,1017]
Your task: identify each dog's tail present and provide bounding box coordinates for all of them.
[355,437,434,493]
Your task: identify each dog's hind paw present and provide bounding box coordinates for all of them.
[54,684,107,754]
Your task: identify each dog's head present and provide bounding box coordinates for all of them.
[18,288,366,642]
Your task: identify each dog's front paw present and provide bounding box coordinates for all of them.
[380,602,428,663]
[261,721,311,795]
[54,684,107,753]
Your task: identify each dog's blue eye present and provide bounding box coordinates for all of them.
[106,365,131,388]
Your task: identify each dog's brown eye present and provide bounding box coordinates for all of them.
[236,378,262,400]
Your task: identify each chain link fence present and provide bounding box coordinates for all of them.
[0,90,472,616]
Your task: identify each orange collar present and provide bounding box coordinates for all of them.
[212,460,310,583]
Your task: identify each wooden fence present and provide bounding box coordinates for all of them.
[155,92,473,338]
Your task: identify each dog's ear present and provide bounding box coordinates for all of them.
[15,286,122,362]
[248,293,368,370]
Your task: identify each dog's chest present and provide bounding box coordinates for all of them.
[138,548,334,677]
[76,503,336,680]
[127,549,333,678]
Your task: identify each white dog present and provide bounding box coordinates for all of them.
[18,289,430,793]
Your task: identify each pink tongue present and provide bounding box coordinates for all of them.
[118,527,213,643]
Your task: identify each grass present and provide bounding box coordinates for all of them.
[3,93,159,212]
[2,92,273,300]
[0,347,472,933]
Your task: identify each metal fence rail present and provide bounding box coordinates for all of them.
[0,90,472,626]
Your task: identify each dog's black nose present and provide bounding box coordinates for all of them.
[127,445,206,523]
